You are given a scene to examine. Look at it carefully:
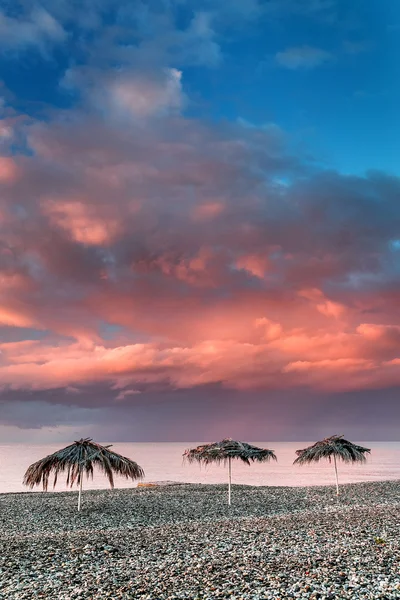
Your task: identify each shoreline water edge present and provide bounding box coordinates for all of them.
[1,481,400,599]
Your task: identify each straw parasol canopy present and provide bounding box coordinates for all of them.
[183,438,277,505]
[23,438,144,511]
[293,435,370,495]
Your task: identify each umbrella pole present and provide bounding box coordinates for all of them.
[228,456,232,506]
[333,455,339,496]
[78,473,83,511]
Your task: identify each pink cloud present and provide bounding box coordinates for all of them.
[0,157,18,182]
[236,254,271,278]
[357,323,400,341]
[63,67,184,120]
[0,306,38,328]
[299,288,346,319]
[254,317,283,341]
[110,69,184,118]
[42,198,122,246]
[1,319,400,394]
[316,299,346,319]
[1,99,400,404]
[0,121,13,140]
[192,201,225,221]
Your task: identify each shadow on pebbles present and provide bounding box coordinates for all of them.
[1,481,399,599]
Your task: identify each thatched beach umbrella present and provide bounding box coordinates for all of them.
[293,435,370,495]
[23,438,144,511]
[183,438,277,505]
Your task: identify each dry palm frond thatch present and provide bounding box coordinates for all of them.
[23,438,144,510]
[183,438,277,505]
[293,435,370,495]
[184,438,277,465]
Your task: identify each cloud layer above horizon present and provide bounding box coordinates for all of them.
[1,0,399,441]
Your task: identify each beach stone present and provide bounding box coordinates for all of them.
[0,481,399,599]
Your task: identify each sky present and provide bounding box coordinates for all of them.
[0,0,400,443]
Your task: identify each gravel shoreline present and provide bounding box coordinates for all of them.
[1,481,399,599]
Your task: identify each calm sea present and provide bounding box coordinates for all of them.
[0,442,399,494]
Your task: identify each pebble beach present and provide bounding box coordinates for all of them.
[1,481,399,599]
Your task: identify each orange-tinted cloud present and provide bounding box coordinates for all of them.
[1,318,400,394]
[1,105,400,408]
